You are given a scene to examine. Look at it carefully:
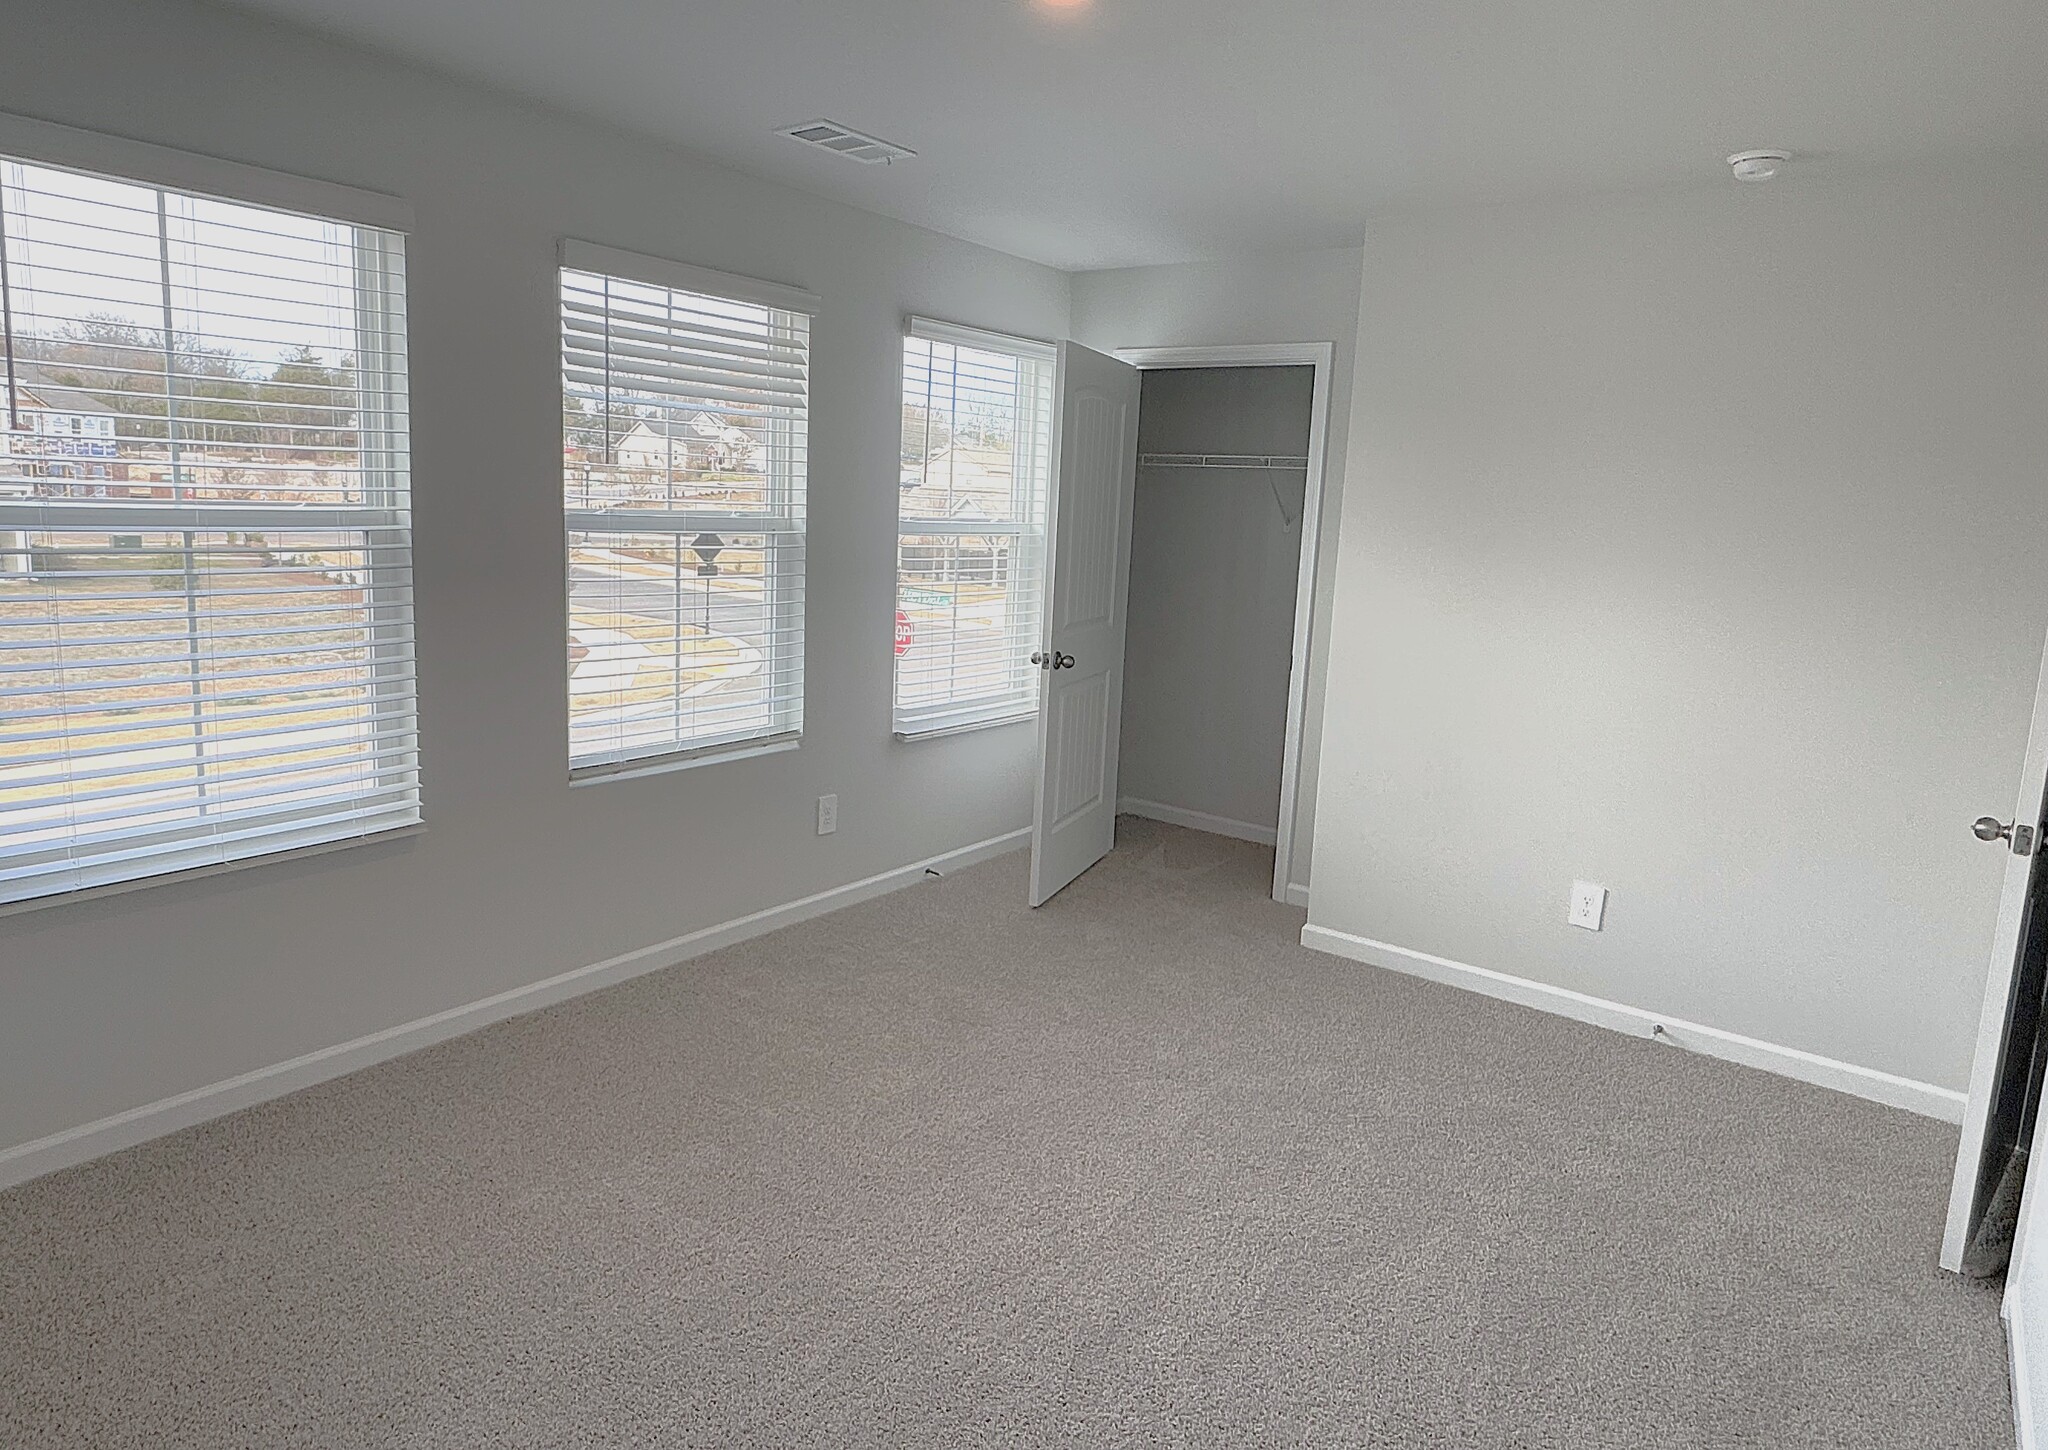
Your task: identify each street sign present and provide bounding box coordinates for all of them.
[894,610,914,657]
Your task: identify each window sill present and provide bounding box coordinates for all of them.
[0,820,426,921]
[569,734,800,786]
[893,709,1038,742]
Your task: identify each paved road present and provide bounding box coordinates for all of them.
[568,565,768,642]
[569,561,1010,674]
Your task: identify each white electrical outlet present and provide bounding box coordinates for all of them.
[816,794,838,835]
[1568,880,1607,931]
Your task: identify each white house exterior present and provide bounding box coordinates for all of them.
[613,413,764,475]
[5,375,121,483]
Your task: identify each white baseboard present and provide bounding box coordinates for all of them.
[1300,924,1966,1124]
[1118,797,1278,847]
[0,827,1032,1191]
[1282,882,1310,908]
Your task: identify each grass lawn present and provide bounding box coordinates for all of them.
[0,559,389,801]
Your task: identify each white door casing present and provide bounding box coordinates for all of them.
[1111,342,1336,908]
[2006,1073,2048,1450]
[1029,341,1140,906]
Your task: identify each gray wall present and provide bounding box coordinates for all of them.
[1312,162,2048,1090]
[0,0,1068,1153]
[1071,247,1362,892]
[1121,368,1312,833]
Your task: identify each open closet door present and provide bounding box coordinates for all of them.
[1944,626,2048,1273]
[1028,341,1140,906]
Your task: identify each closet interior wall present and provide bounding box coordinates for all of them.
[1119,366,1313,842]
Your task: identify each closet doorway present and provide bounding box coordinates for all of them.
[1112,345,1334,906]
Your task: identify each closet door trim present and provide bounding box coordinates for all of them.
[1112,342,1335,909]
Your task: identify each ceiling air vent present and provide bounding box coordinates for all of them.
[780,120,917,165]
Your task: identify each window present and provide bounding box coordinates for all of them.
[0,149,417,908]
[894,318,1055,736]
[559,242,814,775]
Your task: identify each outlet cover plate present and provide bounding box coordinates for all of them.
[1568,880,1607,931]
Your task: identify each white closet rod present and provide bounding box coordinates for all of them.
[1138,452,1309,471]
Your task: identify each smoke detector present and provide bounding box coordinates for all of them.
[780,120,917,165]
[1728,149,1791,181]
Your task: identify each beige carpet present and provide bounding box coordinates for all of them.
[0,818,2011,1447]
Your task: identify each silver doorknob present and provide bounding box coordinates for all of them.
[1976,816,2014,843]
[1052,651,1075,670]
[1030,651,1046,666]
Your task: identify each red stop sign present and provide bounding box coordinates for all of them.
[894,610,914,657]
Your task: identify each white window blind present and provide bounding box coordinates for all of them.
[894,318,1055,736]
[0,152,417,908]
[560,242,814,776]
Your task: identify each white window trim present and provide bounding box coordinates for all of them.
[892,707,1038,743]
[559,239,819,318]
[893,316,1054,738]
[908,314,1057,364]
[559,242,816,778]
[567,734,800,787]
[0,824,425,921]
[0,110,412,232]
[0,122,420,910]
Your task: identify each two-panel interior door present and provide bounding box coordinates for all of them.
[1947,627,2048,1272]
[1028,342,1140,906]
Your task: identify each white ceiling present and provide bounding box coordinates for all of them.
[219,0,2048,271]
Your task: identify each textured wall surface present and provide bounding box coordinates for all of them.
[1313,164,2048,1089]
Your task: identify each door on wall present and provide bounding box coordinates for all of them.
[1028,341,1140,906]
[1946,628,2048,1273]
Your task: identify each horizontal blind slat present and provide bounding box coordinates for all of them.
[0,704,417,765]
[0,752,422,837]
[2,733,421,798]
[0,800,421,893]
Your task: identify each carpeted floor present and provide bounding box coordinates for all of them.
[0,819,2013,1447]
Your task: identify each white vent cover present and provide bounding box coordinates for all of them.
[780,120,917,164]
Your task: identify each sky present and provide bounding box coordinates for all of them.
[2,156,378,370]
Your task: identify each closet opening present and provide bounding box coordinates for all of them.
[1115,358,1321,902]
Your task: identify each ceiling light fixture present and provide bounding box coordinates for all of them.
[1728,149,1791,181]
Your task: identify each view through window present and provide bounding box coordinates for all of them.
[894,321,1055,734]
[560,248,812,774]
[0,152,417,905]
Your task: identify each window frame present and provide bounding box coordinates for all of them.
[892,316,1057,740]
[0,117,420,915]
[558,240,818,780]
